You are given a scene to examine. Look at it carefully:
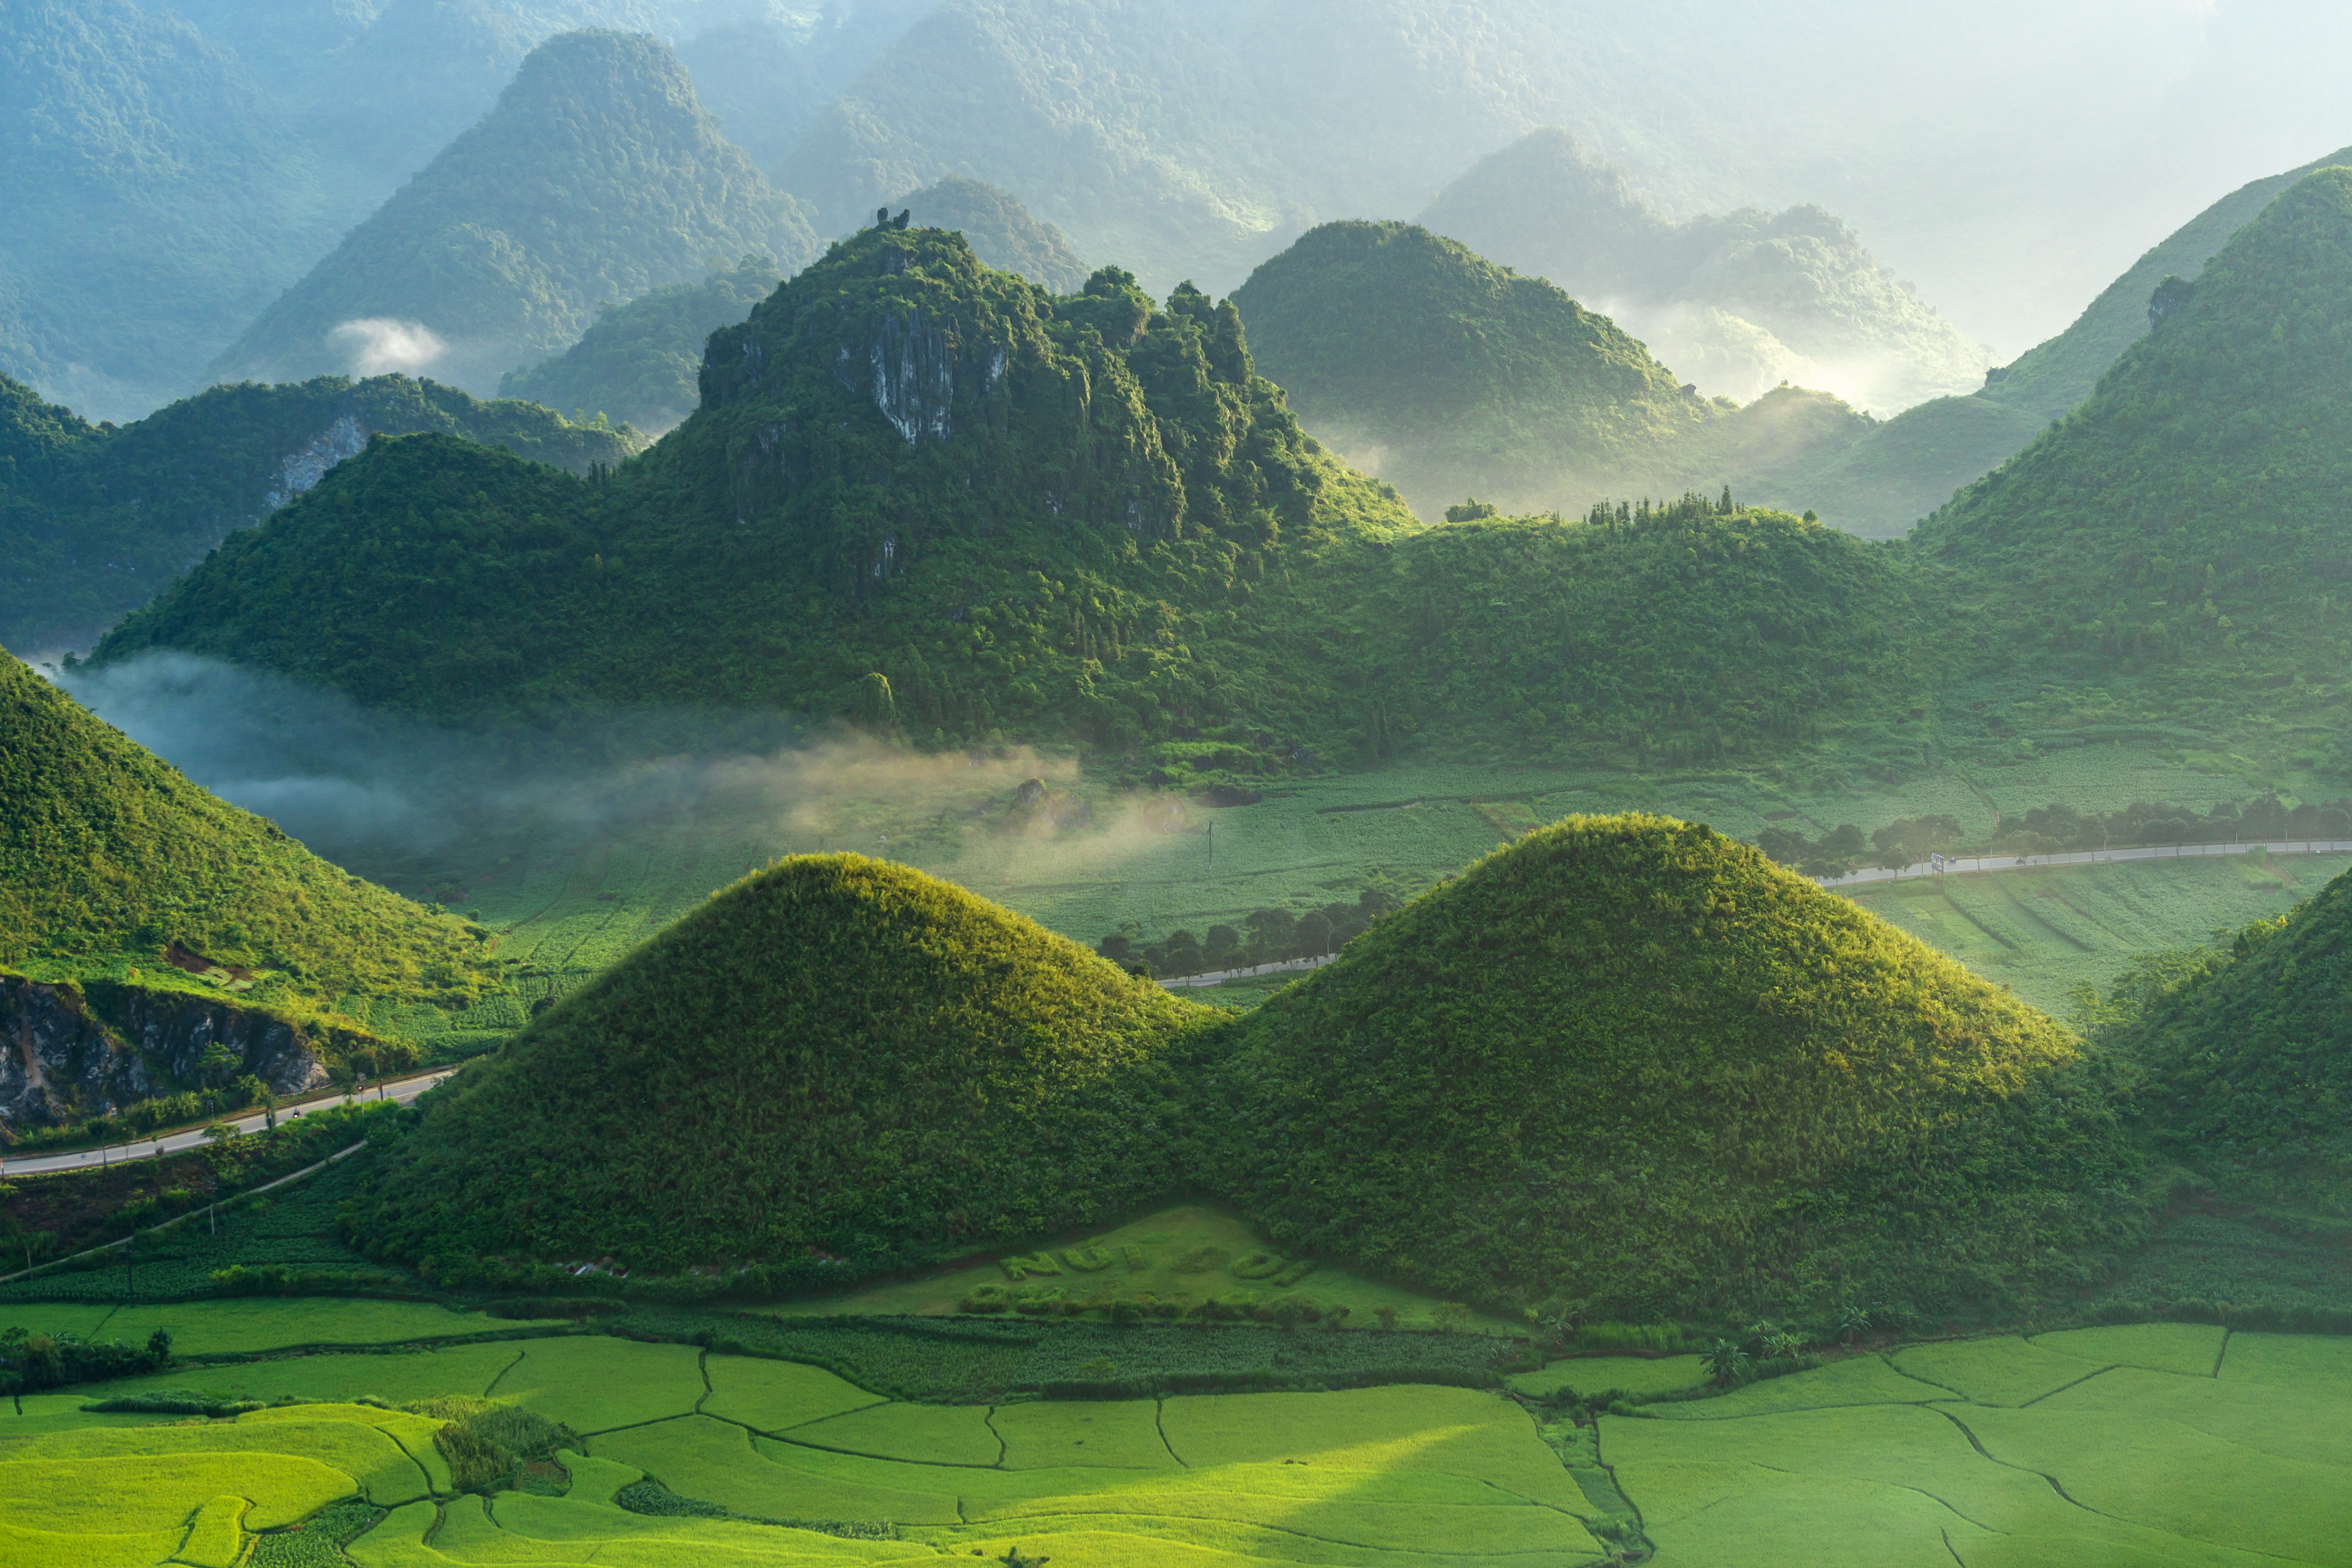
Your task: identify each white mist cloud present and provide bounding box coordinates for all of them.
[328,317,448,376]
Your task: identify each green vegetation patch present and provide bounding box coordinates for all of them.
[491,1337,708,1435]
[350,855,1214,1278]
[990,1400,1175,1470]
[2025,1323,2227,1377]
[1642,1355,1951,1420]
[0,652,497,1036]
[780,1401,998,1466]
[92,1341,526,1407]
[1506,1355,1709,1401]
[1218,814,2146,1319]
[1886,1336,2103,1406]
[701,1356,887,1434]
[2219,1330,2352,1392]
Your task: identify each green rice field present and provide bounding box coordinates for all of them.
[354,744,2346,1038]
[6,1323,2347,1566]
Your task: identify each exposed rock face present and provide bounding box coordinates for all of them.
[0,974,337,1131]
[261,414,369,511]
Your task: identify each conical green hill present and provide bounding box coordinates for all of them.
[2105,869,2352,1217]
[1217,814,2143,1318]
[0,650,492,1024]
[1915,167,2352,693]
[207,30,819,395]
[352,855,1215,1277]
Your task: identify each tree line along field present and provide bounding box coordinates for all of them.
[3,1303,2347,1567]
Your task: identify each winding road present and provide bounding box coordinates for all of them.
[3,1067,461,1178]
[1816,837,2352,888]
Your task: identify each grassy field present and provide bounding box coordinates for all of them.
[760,1204,1520,1334]
[10,1323,2347,1566]
[1605,1325,2352,1567]
[324,741,2348,1039]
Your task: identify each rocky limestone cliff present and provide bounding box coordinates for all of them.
[0,973,345,1131]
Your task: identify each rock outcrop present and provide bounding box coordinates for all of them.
[0,973,345,1132]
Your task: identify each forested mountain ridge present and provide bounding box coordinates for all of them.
[1419,129,1991,416]
[0,0,339,424]
[895,176,1091,294]
[95,225,1927,769]
[1913,165,2352,733]
[0,372,634,656]
[207,29,820,396]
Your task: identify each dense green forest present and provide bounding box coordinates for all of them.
[1913,167,2352,740]
[2092,865,2352,1219]
[97,226,1925,769]
[352,822,2146,1319]
[1215,815,2145,1319]
[0,372,633,654]
[501,258,784,434]
[349,854,1214,1279]
[208,30,820,396]
[1420,129,1991,416]
[0,651,495,1027]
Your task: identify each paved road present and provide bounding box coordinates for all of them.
[1816,837,2352,889]
[3,1067,461,1178]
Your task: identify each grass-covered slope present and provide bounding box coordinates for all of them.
[1217,815,2146,1319]
[0,372,635,655]
[896,176,1090,293]
[97,227,1926,765]
[0,651,492,1022]
[1913,167,2352,706]
[351,855,1212,1275]
[208,30,820,396]
[499,258,783,434]
[2103,870,2352,1217]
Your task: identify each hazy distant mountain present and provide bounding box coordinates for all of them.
[1421,131,1990,417]
[0,0,338,423]
[207,30,819,397]
[895,177,1089,293]
[501,256,782,433]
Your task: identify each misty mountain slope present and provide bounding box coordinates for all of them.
[501,256,782,433]
[0,0,340,423]
[1219,814,2143,1316]
[1915,168,2352,728]
[770,0,1766,298]
[207,29,820,396]
[1229,221,1873,521]
[0,372,634,657]
[896,176,1091,293]
[1983,141,2352,425]
[1230,221,1722,513]
[350,853,1213,1275]
[675,13,821,170]
[1419,129,1990,417]
[94,226,1927,768]
[0,648,497,1046]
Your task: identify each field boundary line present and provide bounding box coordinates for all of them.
[1750,1459,1999,1536]
[984,1404,1007,1468]
[1153,1396,1186,1467]
[1880,1352,1967,1399]
[2016,1363,2116,1408]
